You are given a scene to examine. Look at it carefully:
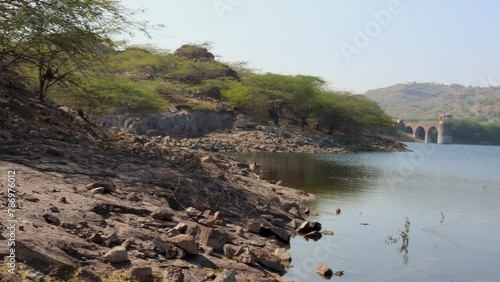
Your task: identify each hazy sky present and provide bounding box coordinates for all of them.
[121,0,500,93]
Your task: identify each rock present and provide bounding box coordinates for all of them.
[49,206,60,213]
[126,192,140,201]
[43,214,60,226]
[200,156,214,163]
[260,224,290,243]
[316,265,333,277]
[321,230,334,236]
[214,269,236,282]
[251,248,285,273]
[90,187,105,194]
[198,227,228,252]
[246,219,261,233]
[304,231,322,241]
[165,227,181,238]
[185,206,202,218]
[173,223,187,233]
[85,181,117,193]
[223,244,236,259]
[151,209,174,221]
[61,222,77,229]
[287,219,300,229]
[288,207,301,217]
[232,246,255,265]
[274,248,291,261]
[235,226,244,237]
[335,270,345,277]
[163,266,184,282]
[152,237,171,253]
[26,269,44,281]
[213,211,226,226]
[296,221,322,233]
[45,147,65,157]
[130,267,152,282]
[29,130,40,138]
[183,268,208,282]
[167,234,198,255]
[121,238,135,249]
[336,208,341,215]
[90,233,104,244]
[103,246,128,263]
[271,218,285,228]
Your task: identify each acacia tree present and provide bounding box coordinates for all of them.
[0,0,147,100]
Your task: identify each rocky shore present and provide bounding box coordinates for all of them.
[0,84,402,281]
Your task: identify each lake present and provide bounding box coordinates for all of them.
[237,142,500,282]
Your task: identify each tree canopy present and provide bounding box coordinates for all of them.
[0,0,145,100]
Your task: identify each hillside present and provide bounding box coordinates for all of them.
[364,82,500,122]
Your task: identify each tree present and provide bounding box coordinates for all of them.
[0,0,147,100]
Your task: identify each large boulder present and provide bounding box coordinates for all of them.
[103,246,128,263]
[167,234,198,255]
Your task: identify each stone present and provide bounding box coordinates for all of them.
[49,206,60,213]
[26,269,44,281]
[185,206,202,218]
[198,227,228,252]
[214,269,236,282]
[335,270,345,277]
[287,219,300,229]
[130,267,152,282]
[232,246,255,265]
[321,230,334,236]
[235,226,244,237]
[304,231,322,241]
[274,248,291,261]
[223,244,237,259]
[316,265,333,277]
[336,208,341,215]
[165,228,181,238]
[43,214,60,226]
[163,266,184,282]
[271,218,285,228]
[45,147,65,157]
[103,246,128,263]
[126,192,140,201]
[90,233,104,244]
[288,207,300,217]
[152,237,171,253]
[296,221,322,233]
[29,130,40,138]
[90,187,105,194]
[151,209,174,221]
[61,222,77,229]
[173,223,187,233]
[85,181,117,193]
[167,234,198,255]
[251,248,285,273]
[246,219,261,233]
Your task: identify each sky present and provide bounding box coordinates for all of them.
[120,0,500,93]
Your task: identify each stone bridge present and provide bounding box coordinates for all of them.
[398,115,453,144]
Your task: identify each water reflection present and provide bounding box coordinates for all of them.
[235,144,500,282]
[235,152,380,196]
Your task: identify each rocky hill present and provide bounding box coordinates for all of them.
[365,82,500,122]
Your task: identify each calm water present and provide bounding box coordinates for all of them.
[237,143,500,282]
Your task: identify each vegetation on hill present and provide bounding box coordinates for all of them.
[1,1,396,136]
[365,82,500,122]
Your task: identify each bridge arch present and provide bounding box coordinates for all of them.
[415,126,426,140]
[398,115,453,144]
[404,126,413,135]
[426,126,438,143]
